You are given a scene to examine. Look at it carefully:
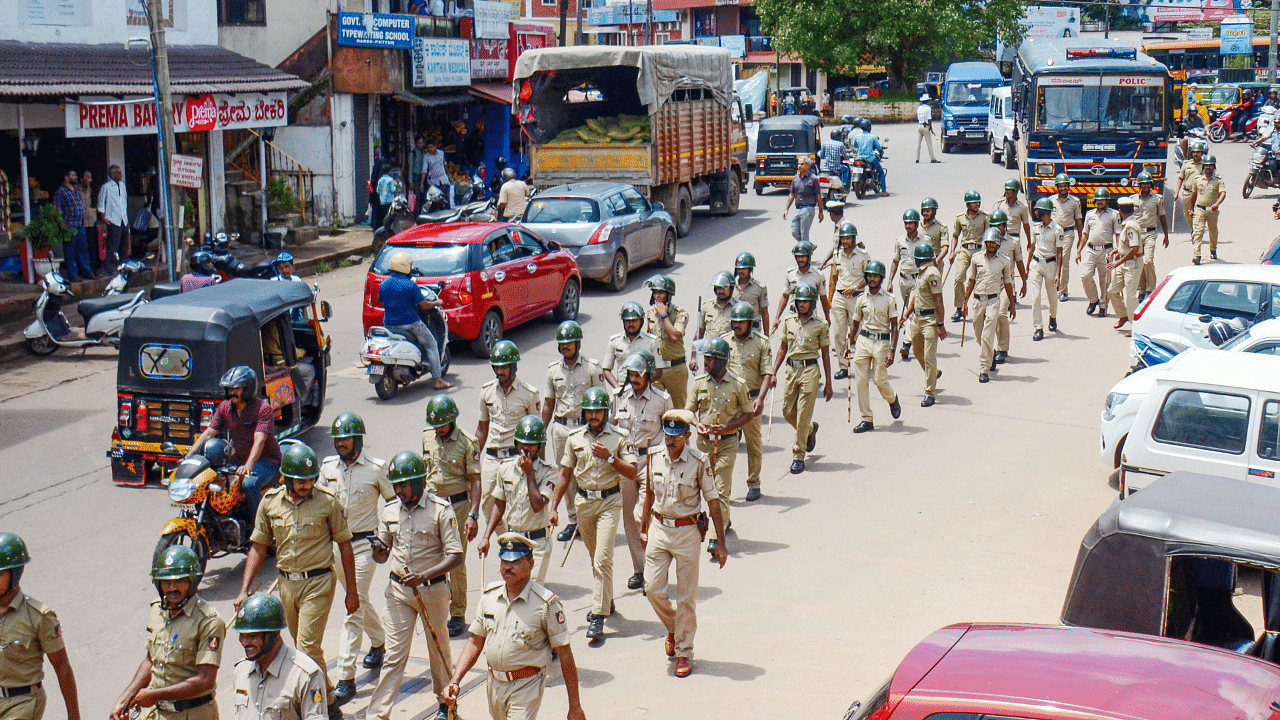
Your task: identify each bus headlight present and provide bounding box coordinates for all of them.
[1143,163,1162,178]
[1036,163,1055,177]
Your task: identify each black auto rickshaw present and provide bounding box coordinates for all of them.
[753,115,821,195]
[109,279,332,485]
[1062,471,1280,664]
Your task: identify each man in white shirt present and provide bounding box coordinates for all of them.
[496,169,529,221]
[916,96,938,164]
[97,164,129,271]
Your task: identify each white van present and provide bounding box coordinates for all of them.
[986,86,1015,170]
[1119,350,1280,497]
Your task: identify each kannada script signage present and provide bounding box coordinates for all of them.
[65,93,288,138]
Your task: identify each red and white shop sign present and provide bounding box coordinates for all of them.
[65,92,288,138]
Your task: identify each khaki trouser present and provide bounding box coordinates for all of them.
[368,580,452,719]
[972,295,1001,374]
[619,466,646,576]
[575,491,621,616]
[1108,261,1140,319]
[916,124,936,162]
[781,362,820,461]
[445,499,471,619]
[0,685,46,720]
[996,292,1014,353]
[1138,231,1159,294]
[1080,243,1111,305]
[1027,257,1059,330]
[480,452,507,531]
[280,571,337,698]
[335,538,386,681]
[853,335,894,422]
[644,522,701,659]
[697,433,738,539]
[654,360,688,410]
[741,411,763,489]
[909,315,940,397]
[830,293,858,371]
[487,669,547,720]
[1192,205,1219,260]
[951,247,977,308]
[549,421,578,523]
[143,700,216,720]
[1180,192,1196,231]
[898,273,918,346]
[1059,228,1076,290]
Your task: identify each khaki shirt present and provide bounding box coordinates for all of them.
[491,457,557,531]
[250,486,352,573]
[784,267,827,298]
[968,251,1013,296]
[952,210,990,248]
[781,314,829,360]
[478,377,541,449]
[648,444,717,519]
[422,426,481,499]
[723,331,772,391]
[376,494,463,576]
[700,300,734,340]
[912,265,943,312]
[545,357,602,419]
[468,580,570,672]
[687,372,751,426]
[1050,194,1083,230]
[1180,160,1203,196]
[1117,218,1142,269]
[852,289,897,333]
[993,197,1032,240]
[920,219,947,255]
[603,331,659,373]
[1083,207,1122,248]
[832,248,868,293]
[1133,191,1165,230]
[0,594,64,686]
[1193,173,1226,208]
[731,278,768,322]
[645,305,690,361]
[559,425,636,491]
[1032,222,1066,261]
[614,385,672,451]
[892,234,921,275]
[146,597,224,689]
[318,454,393,535]
[232,645,326,720]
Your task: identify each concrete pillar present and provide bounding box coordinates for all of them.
[207,129,226,235]
[330,92,356,222]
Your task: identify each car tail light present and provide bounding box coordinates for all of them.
[1132,275,1169,321]
[589,224,613,245]
[136,402,150,434]
[199,401,216,432]
[865,700,893,720]
[118,395,133,428]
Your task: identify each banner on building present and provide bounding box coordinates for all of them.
[472,38,509,79]
[336,12,415,49]
[412,37,472,88]
[1220,15,1254,55]
[169,154,204,189]
[474,0,510,38]
[65,93,288,138]
[1145,0,1245,24]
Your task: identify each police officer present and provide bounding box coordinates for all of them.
[772,242,830,331]
[722,303,773,502]
[236,444,358,720]
[1191,154,1226,264]
[1050,174,1083,301]
[602,303,660,389]
[443,534,585,720]
[900,243,947,407]
[114,546,222,720]
[1108,196,1144,333]
[849,261,901,432]
[992,179,1033,247]
[421,395,481,638]
[230,593,326,720]
[550,388,637,641]
[730,252,770,334]
[948,190,989,321]
[888,211,923,360]
[614,352,673,589]
[687,337,753,555]
[823,223,867,381]
[919,197,948,258]
[1025,198,1066,341]
[1176,140,1206,231]
[1132,172,1169,299]
[697,272,736,349]
[319,413,393,704]
[989,209,1028,365]
[639,409,728,678]
[770,282,833,473]
[543,321,604,545]
[1077,188,1120,318]
[477,340,542,534]
[368,452,463,720]
[479,416,558,583]
[644,275,690,410]
[0,533,78,720]
[964,229,1017,384]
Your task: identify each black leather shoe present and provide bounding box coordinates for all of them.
[806,422,818,452]
[707,539,718,555]
[1098,308,1107,318]
[921,395,935,407]
[363,645,385,669]
[627,573,644,590]
[1059,291,1068,301]
[853,421,874,433]
[790,460,805,474]
[1087,302,1097,315]
[557,523,577,541]
[833,368,849,380]
[447,616,466,638]
[434,706,453,720]
[990,361,997,371]
[1212,251,1219,260]
[745,487,762,501]
[979,372,990,383]
[328,703,343,720]
[1033,329,1044,341]
[951,310,963,322]
[334,681,356,706]
[586,614,604,640]
[1048,318,1057,331]
[889,397,901,419]
[994,351,1008,364]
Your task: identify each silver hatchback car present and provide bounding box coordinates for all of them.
[519,183,676,292]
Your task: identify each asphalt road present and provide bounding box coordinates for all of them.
[1,123,1275,720]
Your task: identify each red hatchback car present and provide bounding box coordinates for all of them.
[850,623,1280,720]
[363,222,581,356]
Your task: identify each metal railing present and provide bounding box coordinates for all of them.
[224,129,316,225]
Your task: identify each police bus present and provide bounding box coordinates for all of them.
[1012,37,1172,204]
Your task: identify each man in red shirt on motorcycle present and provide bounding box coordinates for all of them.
[186,365,283,517]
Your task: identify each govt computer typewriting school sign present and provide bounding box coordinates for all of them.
[1220,14,1254,55]
[336,12,415,49]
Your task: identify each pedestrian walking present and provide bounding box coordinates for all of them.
[849,262,901,432]
[230,594,326,720]
[1108,196,1143,334]
[0,533,79,720]
[1025,198,1065,341]
[964,229,1017,384]
[410,137,428,197]
[601,302,660,389]
[900,243,947,407]
[613,351,672,589]
[421,395,481,637]
[52,169,91,281]
[1077,188,1121,318]
[1190,154,1226,263]
[948,190,989,322]
[644,275,690,410]
[1049,175,1083,301]
[916,95,939,163]
[988,209,1027,365]
[822,223,866,382]
[919,197,948,258]
[1132,172,1169,299]
[97,164,128,271]
[772,241,831,331]
[722,303,772,501]
[542,321,603,546]
[479,416,558,583]
[770,282,833,473]
[1176,141,1206,232]
[477,340,542,532]
[686,337,753,554]
[888,211,924,360]
[730,252,769,334]
[781,157,823,242]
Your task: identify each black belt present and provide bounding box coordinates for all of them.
[917,308,936,316]
[1061,225,1076,231]
[787,358,818,367]
[0,684,39,699]
[280,566,332,582]
[1087,243,1113,250]
[1197,205,1215,210]
[1036,256,1057,263]
[486,447,515,459]
[962,243,980,250]
[351,531,376,541]
[666,357,686,367]
[976,293,1000,301]
[520,527,548,540]
[859,330,890,341]
[553,416,584,427]
[900,271,918,278]
[577,485,621,500]
[749,389,760,398]
[1142,226,1156,232]
[159,695,213,713]
[447,491,470,505]
[391,571,448,586]
[635,445,661,456]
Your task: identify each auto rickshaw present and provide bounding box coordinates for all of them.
[753,115,821,195]
[1062,471,1280,664]
[109,279,332,485]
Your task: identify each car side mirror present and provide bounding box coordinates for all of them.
[652,201,664,212]
[1199,314,1213,323]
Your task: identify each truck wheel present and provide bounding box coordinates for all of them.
[942,140,951,154]
[553,278,580,321]
[1004,141,1017,170]
[471,310,503,357]
[675,185,693,237]
[375,373,400,400]
[606,250,628,292]
[724,171,741,215]
[754,182,764,196]
[657,229,677,268]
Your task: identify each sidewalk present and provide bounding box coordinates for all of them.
[0,225,376,365]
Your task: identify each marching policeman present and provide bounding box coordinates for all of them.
[602,303,659,389]
[1176,140,1206,232]
[236,444,358,720]
[730,252,769,334]
[697,273,736,348]
[964,229,1017,384]
[477,340,542,533]
[368,452,463,720]
[320,413,393,703]
[849,261,901,432]
[823,222,867,382]
[613,351,673,589]
[992,179,1032,247]
[644,275,691,410]
[1190,154,1226,264]
[640,409,728,678]
[900,243,947,407]
[1025,198,1066,341]
[686,337,753,555]
[230,593,326,720]
[989,209,1028,365]
[479,416,558,583]
[1049,174,1083,301]
[1077,188,1120,318]
[114,546,222,720]
[1107,196,1144,333]
[422,395,482,637]
[772,242,830,332]
[770,282,833,473]
[722,303,773,502]
[948,190,989,321]
[0,533,78,720]
[919,197,948,258]
[888,211,924,360]
[1132,172,1169,299]
[542,321,603,547]
[443,534,585,720]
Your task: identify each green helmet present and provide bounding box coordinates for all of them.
[1093,187,1111,201]
[711,271,734,290]
[730,301,756,323]
[1054,173,1071,186]
[1136,171,1153,185]
[279,443,320,480]
[793,282,820,302]
[734,252,756,270]
[1034,197,1054,214]
[152,545,202,606]
[425,394,459,428]
[914,241,936,264]
[387,450,428,505]
[902,209,921,224]
[489,339,520,367]
[622,351,655,378]
[792,241,816,257]
[963,189,981,204]
[990,208,1009,226]
[921,197,939,211]
[1191,139,1207,153]
[234,593,287,633]
[645,274,676,296]
[330,412,366,439]
[838,222,857,238]
[704,336,730,373]
[1004,178,1021,192]
[556,320,583,344]
[513,415,546,445]
[620,302,645,321]
[983,228,1003,245]
[1202,154,1217,166]
[0,533,30,573]
[864,260,886,278]
[581,386,611,412]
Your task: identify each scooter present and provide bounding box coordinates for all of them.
[24,269,147,356]
[359,297,452,400]
[1208,103,1267,143]
[1128,333,1189,373]
[418,197,498,224]
[1244,144,1280,198]
[373,195,414,256]
[818,167,847,202]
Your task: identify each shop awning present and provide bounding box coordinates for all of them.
[469,82,511,105]
[394,90,475,108]
[0,42,309,100]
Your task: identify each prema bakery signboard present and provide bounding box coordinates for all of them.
[64,93,288,138]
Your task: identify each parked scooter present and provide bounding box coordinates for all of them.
[418,197,498,224]
[24,269,147,355]
[359,293,452,400]
[373,195,413,256]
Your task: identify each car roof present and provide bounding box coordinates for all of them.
[945,61,1004,80]
[1149,347,1280,392]
[1240,317,1280,341]
[1164,262,1280,283]
[535,183,628,199]
[387,221,512,245]
[907,623,1280,718]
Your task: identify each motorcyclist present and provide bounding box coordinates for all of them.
[1234,88,1258,136]
[186,365,283,519]
[1250,114,1280,178]
[820,129,850,188]
[179,251,219,293]
[272,251,303,283]
[496,168,529,222]
[488,156,508,197]
[379,251,451,390]
[852,119,888,197]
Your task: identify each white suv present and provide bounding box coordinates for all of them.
[987,86,1016,170]
[1131,264,1280,356]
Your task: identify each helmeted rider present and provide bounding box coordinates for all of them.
[180,251,219,293]
[820,129,850,188]
[378,251,451,390]
[186,365,283,518]
[851,118,888,197]
[496,167,529,222]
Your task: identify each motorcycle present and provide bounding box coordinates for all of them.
[418,197,498,225]
[373,194,414,256]
[23,268,147,356]
[849,155,883,199]
[359,293,452,400]
[1208,103,1268,143]
[818,167,847,202]
[1128,333,1190,373]
[1244,144,1280,198]
[197,232,274,281]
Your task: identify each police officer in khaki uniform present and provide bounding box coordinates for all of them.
[443,534,585,720]
[640,409,728,679]
[822,223,867,381]
[919,197,948,258]
[965,229,1017,384]
[1108,196,1144,333]
[722,303,773,502]
[1049,174,1083,302]
[1132,172,1169,298]
[551,387,637,641]
[479,416,558,583]
[686,337,753,554]
[421,394,481,637]
[114,546,222,720]
[730,252,769,334]
[1025,198,1066,341]
[888,212,923,360]
[772,242,831,331]
[0,533,78,720]
[948,190,989,321]
[1176,140,1206,231]
[644,275,690,410]
[230,593,326,720]
[1191,154,1226,264]
[849,261,901,432]
[477,340,542,533]
[236,444,358,720]
[770,282,833,474]
[601,303,660,389]
[614,351,673,590]
[368,452,463,720]
[901,243,947,407]
[989,209,1028,365]
[543,321,604,542]
[1076,188,1121,318]
[697,273,736,348]
[319,413,393,703]
[993,179,1033,244]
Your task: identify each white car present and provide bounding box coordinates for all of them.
[1131,264,1280,356]
[986,86,1016,170]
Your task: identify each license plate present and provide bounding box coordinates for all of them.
[367,365,384,376]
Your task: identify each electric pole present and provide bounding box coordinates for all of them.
[145,0,179,279]
[1269,0,1278,82]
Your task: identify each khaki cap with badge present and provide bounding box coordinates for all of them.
[662,409,696,435]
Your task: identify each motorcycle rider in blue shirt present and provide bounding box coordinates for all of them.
[852,119,888,197]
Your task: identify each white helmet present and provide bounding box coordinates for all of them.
[389,251,413,275]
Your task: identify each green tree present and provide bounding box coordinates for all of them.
[755,0,1028,90]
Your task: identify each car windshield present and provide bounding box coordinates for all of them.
[524,198,601,223]
[1208,86,1240,105]
[1036,78,1164,133]
[946,81,1001,107]
[371,243,471,276]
